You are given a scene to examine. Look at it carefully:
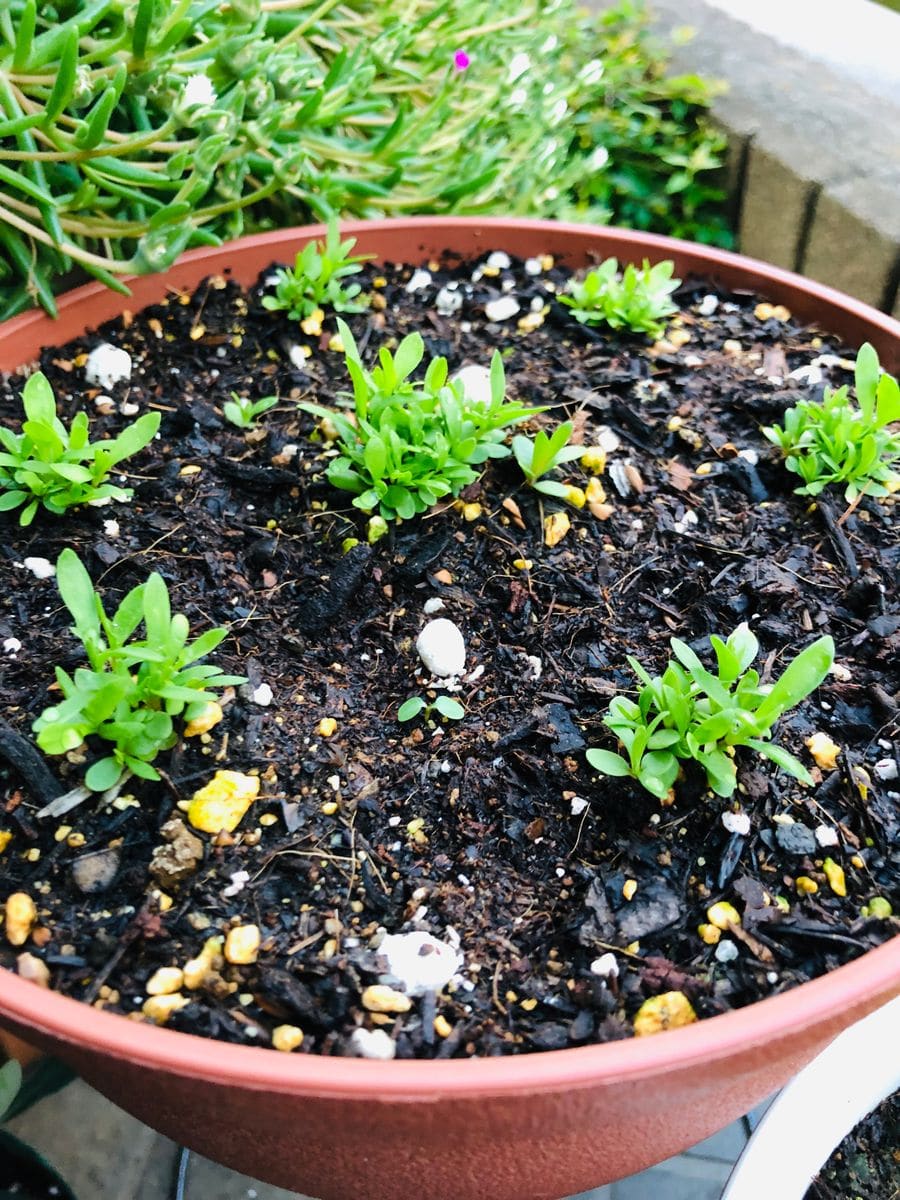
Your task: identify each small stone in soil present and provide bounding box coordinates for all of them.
[71,848,120,894]
[775,822,817,856]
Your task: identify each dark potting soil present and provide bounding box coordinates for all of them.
[805,1091,900,1200]
[0,250,897,1060]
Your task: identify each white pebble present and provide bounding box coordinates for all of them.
[788,364,824,386]
[349,1028,396,1060]
[435,285,463,316]
[405,268,432,293]
[288,345,309,371]
[874,758,898,781]
[22,557,55,580]
[103,519,120,539]
[697,294,719,317]
[524,655,542,682]
[465,663,485,684]
[85,343,132,389]
[94,394,115,414]
[722,811,751,837]
[378,931,462,996]
[486,251,511,270]
[595,426,621,453]
[416,618,466,678]
[766,971,779,984]
[829,662,852,682]
[223,870,250,898]
[814,825,840,848]
[249,683,273,707]
[484,296,520,322]
[119,400,139,417]
[737,448,760,465]
[327,774,341,792]
[423,597,445,615]
[524,257,542,276]
[3,637,22,655]
[570,796,589,817]
[452,364,492,406]
[590,953,618,979]
[715,940,739,963]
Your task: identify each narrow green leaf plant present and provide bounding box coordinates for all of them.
[0,373,159,525]
[262,221,370,322]
[223,391,277,430]
[763,342,900,501]
[559,258,680,337]
[512,421,585,499]
[587,624,834,799]
[299,318,537,521]
[33,550,246,791]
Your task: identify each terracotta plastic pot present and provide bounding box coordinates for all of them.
[0,219,898,1200]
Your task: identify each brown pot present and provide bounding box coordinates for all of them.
[0,219,898,1200]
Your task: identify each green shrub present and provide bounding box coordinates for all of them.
[587,625,834,799]
[33,550,245,791]
[0,372,159,525]
[763,343,900,501]
[512,421,585,497]
[0,1,728,317]
[560,258,680,337]
[300,318,536,522]
[223,391,277,430]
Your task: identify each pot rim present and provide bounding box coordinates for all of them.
[2,218,898,369]
[1,217,898,1098]
[2,940,898,1096]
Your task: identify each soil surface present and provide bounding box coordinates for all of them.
[805,1091,900,1199]
[0,250,898,1060]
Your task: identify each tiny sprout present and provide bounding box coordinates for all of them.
[512,421,585,500]
[560,258,680,337]
[398,695,465,723]
[223,392,277,430]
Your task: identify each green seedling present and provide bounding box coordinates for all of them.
[763,342,900,501]
[398,694,465,723]
[299,318,537,522]
[587,624,834,799]
[262,220,370,322]
[559,257,680,337]
[223,391,277,430]
[512,420,584,498]
[0,372,159,525]
[33,550,246,791]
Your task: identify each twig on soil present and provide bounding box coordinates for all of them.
[817,498,859,580]
[0,720,64,807]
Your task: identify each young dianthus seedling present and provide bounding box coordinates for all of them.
[33,550,246,791]
[398,694,465,723]
[559,257,680,337]
[763,342,900,501]
[262,219,371,322]
[512,421,585,499]
[587,624,834,799]
[299,318,538,521]
[0,372,159,525]
[223,392,277,430]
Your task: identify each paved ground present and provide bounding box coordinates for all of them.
[7,1077,770,1200]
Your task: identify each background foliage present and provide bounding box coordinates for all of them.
[0,0,728,316]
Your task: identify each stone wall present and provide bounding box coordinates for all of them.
[591,0,900,315]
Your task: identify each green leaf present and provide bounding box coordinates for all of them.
[433,695,465,719]
[141,572,171,650]
[85,756,123,792]
[363,433,388,480]
[755,636,834,727]
[56,549,101,644]
[586,748,632,777]
[398,696,426,721]
[21,371,57,425]
[745,738,813,784]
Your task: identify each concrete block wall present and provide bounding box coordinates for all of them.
[591,0,900,314]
